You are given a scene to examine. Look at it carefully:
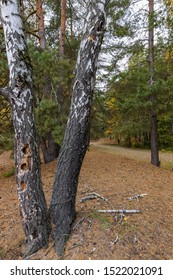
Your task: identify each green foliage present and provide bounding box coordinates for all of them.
[91,36,173,150]
[3,167,15,178]
[89,210,112,230]
[28,42,78,145]
[0,97,14,152]
[35,98,65,144]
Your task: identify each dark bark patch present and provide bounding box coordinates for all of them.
[97,21,104,32]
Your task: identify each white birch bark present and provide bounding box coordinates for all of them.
[0,0,49,257]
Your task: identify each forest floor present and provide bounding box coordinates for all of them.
[0,139,173,260]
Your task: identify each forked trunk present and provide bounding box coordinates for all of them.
[50,0,109,255]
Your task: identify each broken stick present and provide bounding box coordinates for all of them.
[128,193,147,202]
[98,209,141,214]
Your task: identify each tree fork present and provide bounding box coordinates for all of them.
[50,0,109,256]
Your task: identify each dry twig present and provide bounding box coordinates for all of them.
[128,193,147,202]
[80,191,114,209]
[98,209,141,214]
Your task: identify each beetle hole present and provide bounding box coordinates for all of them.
[21,163,27,171]
[20,181,27,191]
[22,144,29,154]
[97,21,104,32]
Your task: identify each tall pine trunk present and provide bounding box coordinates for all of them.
[57,0,67,107]
[36,0,60,163]
[0,0,49,256]
[149,0,160,166]
[36,0,46,50]
[50,0,109,256]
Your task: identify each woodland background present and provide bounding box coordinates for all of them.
[1,0,173,156]
[0,0,173,260]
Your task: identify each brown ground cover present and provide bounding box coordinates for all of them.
[0,142,173,260]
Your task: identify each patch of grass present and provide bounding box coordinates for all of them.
[89,210,112,229]
[160,162,173,170]
[3,167,15,178]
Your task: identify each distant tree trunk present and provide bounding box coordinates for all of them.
[50,0,109,256]
[59,0,66,57]
[57,0,67,107]
[68,0,74,38]
[0,0,50,256]
[36,0,46,50]
[36,0,60,163]
[148,0,160,166]
[40,132,60,164]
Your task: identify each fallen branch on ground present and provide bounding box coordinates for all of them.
[128,193,147,202]
[110,234,119,245]
[98,209,141,214]
[80,192,114,209]
[80,194,97,202]
[80,192,108,202]
[73,217,92,230]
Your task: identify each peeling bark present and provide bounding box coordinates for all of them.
[0,0,50,256]
[50,0,109,255]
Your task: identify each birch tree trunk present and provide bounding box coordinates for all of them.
[50,0,109,255]
[0,0,50,256]
[148,0,160,166]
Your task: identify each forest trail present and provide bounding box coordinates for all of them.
[91,140,173,170]
[0,144,173,260]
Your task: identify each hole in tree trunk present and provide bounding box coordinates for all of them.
[20,181,27,191]
[22,144,30,154]
[21,163,27,171]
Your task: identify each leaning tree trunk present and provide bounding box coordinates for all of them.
[50,0,109,255]
[149,0,160,166]
[0,0,49,256]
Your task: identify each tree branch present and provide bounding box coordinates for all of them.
[26,29,40,39]
[24,10,36,22]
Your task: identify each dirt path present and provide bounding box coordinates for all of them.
[0,144,173,260]
[91,142,173,169]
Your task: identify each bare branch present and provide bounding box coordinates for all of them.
[24,10,36,22]
[98,209,141,214]
[26,29,39,39]
[128,193,148,202]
